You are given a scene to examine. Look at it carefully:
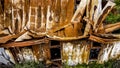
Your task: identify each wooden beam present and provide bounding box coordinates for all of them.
[89,34,120,44]
[104,22,120,33]
[1,39,49,48]
[97,22,120,33]
[95,34,120,39]
[0,30,26,43]
[84,0,94,36]
[47,34,87,41]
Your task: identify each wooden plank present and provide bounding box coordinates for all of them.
[47,35,87,41]
[54,0,65,37]
[1,39,49,48]
[57,30,65,37]
[37,0,47,32]
[97,22,120,33]
[95,34,120,39]
[104,22,120,33]
[64,0,75,37]
[42,43,51,60]
[71,0,87,22]
[11,0,22,34]
[32,45,40,61]
[46,0,53,31]
[0,29,26,43]
[96,23,105,33]
[0,0,4,30]
[73,21,83,36]
[84,0,94,36]
[64,25,75,37]
[50,45,60,48]
[4,0,12,33]
[93,1,115,32]
[104,22,120,29]
[89,34,120,44]
[72,0,87,36]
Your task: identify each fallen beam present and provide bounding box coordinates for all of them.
[1,39,49,48]
[89,34,120,44]
[0,30,27,43]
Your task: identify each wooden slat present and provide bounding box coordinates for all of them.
[32,45,40,61]
[104,22,120,33]
[93,1,115,32]
[1,39,49,48]
[89,34,120,44]
[64,0,76,37]
[84,0,94,36]
[0,29,26,43]
[71,0,87,22]
[95,34,120,39]
[21,0,29,31]
[47,35,87,41]
[97,22,120,33]
[4,0,12,32]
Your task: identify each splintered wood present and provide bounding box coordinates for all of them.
[0,0,120,65]
[0,0,119,44]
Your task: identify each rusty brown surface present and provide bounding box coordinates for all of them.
[0,0,119,46]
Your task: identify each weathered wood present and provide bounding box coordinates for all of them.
[32,45,40,61]
[104,22,120,33]
[64,0,75,37]
[96,23,105,33]
[38,0,47,32]
[1,39,49,48]
[0,29,26,43]
[84,0,94,36]
[47,34,87,41]
[93,1,115,32]
[97,22,120,33]
[0,0,4,31]
[42,43,51,60]
[89,34,120,44]
[11,0,23,34]
[4,0,12,33]
[95,34,120,39]
[0,29,10,35]
[15,31,32,41]
[21,0,30,31]
[71,0,87,22]
[105,22,120,29]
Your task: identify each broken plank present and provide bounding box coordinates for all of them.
[0,30,27,43]
[89,34,120,44]
[71,0,87,22]
[1,39,49,48]
[83,0,93,36]
[93,1,115,32]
